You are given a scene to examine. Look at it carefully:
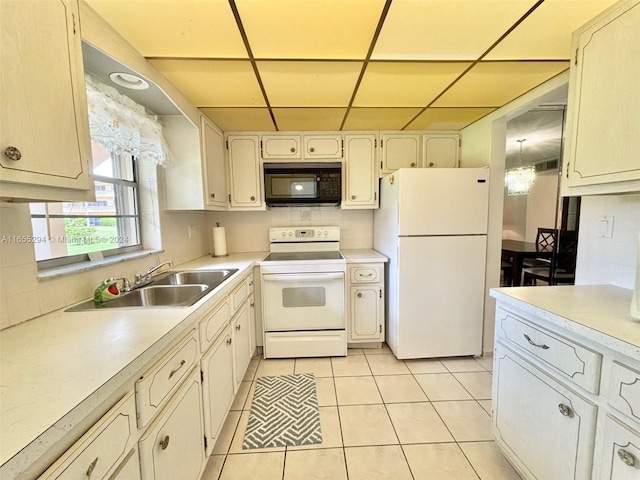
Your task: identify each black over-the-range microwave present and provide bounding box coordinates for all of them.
[263,162,342,207]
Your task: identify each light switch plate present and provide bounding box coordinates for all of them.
[598,215,614,238]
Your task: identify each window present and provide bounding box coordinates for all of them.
[30,142,141,267]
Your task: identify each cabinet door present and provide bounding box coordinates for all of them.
[493,344,597,480]
[344,134,378,209]
[0,0,93,197]
[261,135,301,159]
[304,135,342,159]
[232,303,251,392]
[110,448,141,480]
[349,285,383,342]
[380,134,421,175]
[201,327,234,456]
[202,116,227,209]
[227,135,263,209]
[564,1,640,191]
[600,415,640,480]
[423,134,459,168]
[139,368,205,480]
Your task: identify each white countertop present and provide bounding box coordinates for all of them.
[341,249,388,263]
[490,285,640,358]
[0,252,267,475]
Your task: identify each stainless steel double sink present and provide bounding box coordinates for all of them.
[67,269,238,311]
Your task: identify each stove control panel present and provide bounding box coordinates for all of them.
[269,226,340,243]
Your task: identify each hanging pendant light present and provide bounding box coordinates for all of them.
[505,139,536,196]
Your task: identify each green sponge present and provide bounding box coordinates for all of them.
[94,278,121,305]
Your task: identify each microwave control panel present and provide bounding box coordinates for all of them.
[318,172,341,198]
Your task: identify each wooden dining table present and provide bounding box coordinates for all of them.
[501,239,554,287]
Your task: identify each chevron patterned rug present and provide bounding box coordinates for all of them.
[242,373,322,449]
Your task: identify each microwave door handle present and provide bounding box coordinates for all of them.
[263,273,344,283]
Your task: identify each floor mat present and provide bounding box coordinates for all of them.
[242,373,322,449]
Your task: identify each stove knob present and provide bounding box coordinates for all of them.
[288,231,293,236]
[324,231,328,235]
[281,231,286,236]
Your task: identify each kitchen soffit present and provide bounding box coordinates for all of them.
[85,0,618,131]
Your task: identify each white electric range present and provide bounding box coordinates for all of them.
[260,226,347,358]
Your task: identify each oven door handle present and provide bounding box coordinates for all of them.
[263,273,344,283]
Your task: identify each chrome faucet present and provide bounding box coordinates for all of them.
[145,260,173,280]
[115,277,132,292]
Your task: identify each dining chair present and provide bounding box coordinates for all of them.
[522,227,557,269]
[523,230,578,286]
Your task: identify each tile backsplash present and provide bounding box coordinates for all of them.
[575,194,640,289]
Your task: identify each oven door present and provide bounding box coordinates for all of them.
[262,272,345,331]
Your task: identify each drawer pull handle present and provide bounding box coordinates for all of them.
[86,457,98,476]
[227,337,232,345]
[159,435,170,450]
[236,324,241,331]
[618,449,635,467]
[169,359,186,379]
[558,404,572,417]
[523,334,549,350]
[359,273,373,277]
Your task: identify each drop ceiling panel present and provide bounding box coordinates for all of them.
[354,62,471,107]
[200,108,275,131]
[272,108,347,131]
[406,107,497,130]
[235,0,386,59]
[485,0,619,60]
[372,0,539,60]
[85,0,247,58]
[257,61,363,107]
[148,59,265,106]
[432,61,569,107]
[343,108,423,130]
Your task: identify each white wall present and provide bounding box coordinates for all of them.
[524,170,560,242]
[460,71,570,354]
[207,207,374,253]
[575,194,640,289]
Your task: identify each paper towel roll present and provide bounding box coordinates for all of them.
[212,226,228,257]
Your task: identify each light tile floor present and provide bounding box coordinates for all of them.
[201,346,522,480]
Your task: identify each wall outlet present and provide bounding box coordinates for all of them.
[598,216,614,239]
[188,225,196,238]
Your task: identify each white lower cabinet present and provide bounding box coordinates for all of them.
[201,326,234,456]
[347,264,384,344]
[493,343,597,480]
[600,415,640,480]
[110,448,141,480]
[232,302,252,392]
[138,368,206,480]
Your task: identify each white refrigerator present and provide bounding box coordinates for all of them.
[374,168,490,359]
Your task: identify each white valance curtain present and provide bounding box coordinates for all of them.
[85,74,171,166]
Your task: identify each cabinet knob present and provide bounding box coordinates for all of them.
[351,195,356,200]
[357,292,362,297]
[428,162,434,167]
[410,162,416,167]
[290,147,296,153]
[159,435,170,450]
[3,146,21,161]
[236,324,241,331]
[86,457,99,476]
[617,449,636,467]
[250,196,256,201]
[557,404,572,417]
[309,147,315,153]
[210,193,215,199]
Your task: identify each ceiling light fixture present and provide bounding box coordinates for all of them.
[505,139,535,196]
[108,72,149,90]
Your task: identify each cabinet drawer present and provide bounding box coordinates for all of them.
[496,308,601,393]
[39,393,137,480]
[199,298,230,353]
[350,265,382,283]
[230,276,249,313]
[600,415,640,479]
[607,361,640,425]
[135,329,199,428]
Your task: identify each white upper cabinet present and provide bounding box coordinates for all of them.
[304,135,343,159]
[202,116,227,209]
[261,135,301,159]
[380,133,421,174]
[562,0,640,195]
[0,0,94,201]
[227,135,264,210]
[423,134,459,168]
[343,133,378,209]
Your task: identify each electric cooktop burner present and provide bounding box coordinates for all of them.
[264,251,344,262]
